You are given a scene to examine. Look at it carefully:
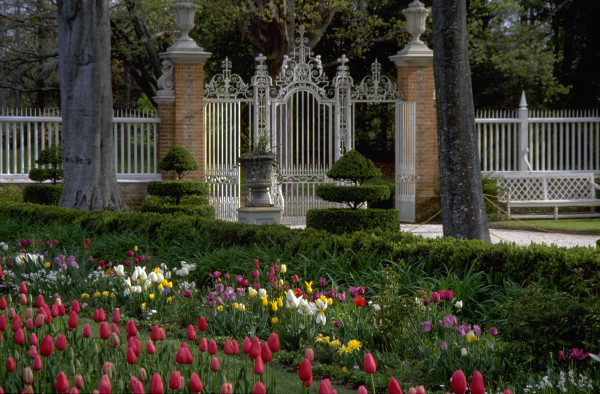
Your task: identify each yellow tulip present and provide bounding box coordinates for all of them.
[270,300,278,312]
[327,298,333,306]
[277,296,283,308]
[44,262,51,268]
[238,304,246,312]
[233,303,239,310]
[81,293,90,299]
[167,297,172,302]
[134,245,138,252]
[248,288,258,298]
[217,305,223,311]
[305,281,313,294]
[149,294,155,300]
[271,317,278,324]
[466,330,479,343]
[141,303,146,310]
[261,296,269,307]
[280,264,287,273]
[157,284,163,291]
[167,282,173,288]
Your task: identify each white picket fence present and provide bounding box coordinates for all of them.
[477,93,600,174]
[0,108,161,182]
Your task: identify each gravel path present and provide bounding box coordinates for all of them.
[402,224,598,248]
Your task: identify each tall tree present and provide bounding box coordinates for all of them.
[432,0,490,241]
[58,0,126,210]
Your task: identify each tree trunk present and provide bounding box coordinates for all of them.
[432,0,490,241]
[57,0,127,211]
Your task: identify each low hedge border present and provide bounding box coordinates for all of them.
[22,185,62,206]
[139,201,215,218]
[306,208,400,234]
[0,202,598,292]
[315,185,390,207]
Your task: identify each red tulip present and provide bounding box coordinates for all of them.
[102,362,115,377]
[303,376,313,388]
[28,344,38,359]
[82,323,91,338]
[7,307,16,319]
[0,314,6,331]
[66,310,78,331]
[74,374,85,389]
[111,323,120,336]
[112,308,121,323]
[129,337,141,356]
[319,379,334,394]
[220,383,233,394]
[94,308,105,323]
[6,357,16,372]
[12,315,22,331]
[29,333,38,346]
[169,371,182,390]
[187,325,196,341]
[305,347,315,362]
[130,377,144,394]
[55,371,69,394]
[503,390,513,394]
[126,320,138,339]
[32,356,42,371]
[0,265,2,280]
[197,316,207,331]
[23,366,34,385]
[261,342,272,362]
[51,304,59,318]
[252,381,266,394]
[299,358,312,382]
[71,300,80,314]
[242,336,251,354]
[254,355,264,375]
[99,374,111,394]
[224,339,233,355]
[24,317,33,331]
[151,325,161,342]
[470,370,485,394]
[58,304,66,316]
[249,337,260,360]
[146,339,157,354]
[99,322,110,340]
[55,334,67,351]
[34,313,44,328]
[203,338,217,355]
[35,295,44,307]
[23,386,35,394]
[14,327,25,345]
[19,281,27,294]
[451,370,467,394]
[198,337,208,352]
[127,347,138,364]
[150,373,164,394]
[159,327,166,340]
[0,296,6,310]
[388,378,403,394]
[357,385,368,394]
[190,373,203,394]
[40,335,53,356]
[268,332,280,352]
[211,356,221,372]
[232,339,240,354]
[364,353,376,374]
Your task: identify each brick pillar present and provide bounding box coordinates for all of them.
[390,2,438,222]
[153,3,210,181]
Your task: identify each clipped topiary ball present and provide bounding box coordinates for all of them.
[158,145,200,180]
[326,150,381,186]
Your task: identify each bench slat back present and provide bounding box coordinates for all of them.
[496,173,596,201]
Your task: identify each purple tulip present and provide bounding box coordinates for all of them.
[421,321,432,333]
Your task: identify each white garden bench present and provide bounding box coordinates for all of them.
[495,172,600,220]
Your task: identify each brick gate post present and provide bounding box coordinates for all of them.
[153,2,210,181]
[390,0,438,221]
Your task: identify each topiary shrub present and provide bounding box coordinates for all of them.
[158,145,200,180]
[28,145,63,184]
[309,150,398,233]
[23,184,62,206]
[146,181,209,205]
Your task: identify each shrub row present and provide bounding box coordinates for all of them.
[139,201,215,218]
[22,184,62,206]
[306,208,400,234]
[1,202,598,293]
[315,185,390,207]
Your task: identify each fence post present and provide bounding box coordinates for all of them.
[153,1,211,181]
[518,91,529,171]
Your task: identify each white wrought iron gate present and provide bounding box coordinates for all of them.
[204,28,416,223]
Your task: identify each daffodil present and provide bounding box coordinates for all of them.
[347,340,362,351]
[305,281,313,294]
[315,334,330,344]
[329,339,341,348]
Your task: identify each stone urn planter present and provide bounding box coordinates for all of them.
[240,154,277,207]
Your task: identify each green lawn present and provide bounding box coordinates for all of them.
[490,218,600,235]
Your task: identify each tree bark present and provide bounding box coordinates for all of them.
[432,0,490,241]
[57,0,127,211]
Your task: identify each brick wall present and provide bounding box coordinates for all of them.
[396,65,439,219]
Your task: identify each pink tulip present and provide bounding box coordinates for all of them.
[388,378,403,394]
[304,347,315,362]
[211,356,221,372]
[268,332,280,352]
[364,353,376,374]
[146,340,157,354]
[220,383,233,394]
[319,379,334,394]
[252,381,266,394]
[357,386,368,394]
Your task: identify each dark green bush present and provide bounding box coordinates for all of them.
[147,181,209,205]
[140,200,215,218]
[158,145,200,180]
[316,185,390,208]
[306,208,400,234]
[326,150,381,186]
[22,185,62,205]
[367,183,394,209]
[496,284,600,367]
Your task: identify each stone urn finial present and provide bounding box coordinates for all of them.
[403,0,430,45]
[169,1,201,51]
